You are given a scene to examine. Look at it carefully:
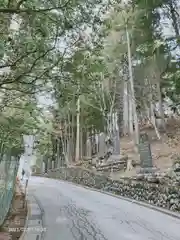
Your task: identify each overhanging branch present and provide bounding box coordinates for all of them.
[0,0,71,14]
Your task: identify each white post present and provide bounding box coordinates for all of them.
[22,135,35,192]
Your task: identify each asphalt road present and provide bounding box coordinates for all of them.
[28,177,180,240]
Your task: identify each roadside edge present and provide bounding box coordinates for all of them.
[19,199,31,240]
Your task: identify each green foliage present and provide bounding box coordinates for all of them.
[0,0,109,93]
[0,95,40,156]
[1,0,180,160]
[0,0,114,157]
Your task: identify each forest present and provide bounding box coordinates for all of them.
[1,0,180,174]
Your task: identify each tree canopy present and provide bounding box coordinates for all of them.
[1,0,180,162]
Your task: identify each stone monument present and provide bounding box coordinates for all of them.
[138,132,157,174]
[86,139,92,159]
[98,133,106,159]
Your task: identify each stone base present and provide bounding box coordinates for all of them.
[137,167,158,174]
[109,154,128,162]
[83,156,92,161]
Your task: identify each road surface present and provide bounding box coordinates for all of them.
[28,177,180,240]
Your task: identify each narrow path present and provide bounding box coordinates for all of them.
[28,177,180,240]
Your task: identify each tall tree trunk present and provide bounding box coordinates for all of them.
[112,112,120,155]
[128,83,134,135]
[82,128,87,158]
[71,113,75,162]
[79,128,83,160]
[75,97,80,162]
[67,112,72,163]
[86,130,91,158]
[115,75,124,138]
[123,80,129,135]
[57,138,60,168]
[156,81,166,131]
[150,102,161,139]
[64,120,69,165]
[51,135,56,168]
[148,78,161,139]
[126,26,139,144]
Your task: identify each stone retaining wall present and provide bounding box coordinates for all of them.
[34,167,180,213]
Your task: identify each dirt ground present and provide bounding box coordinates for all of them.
[0,182,27,240]
[119,118,180,177]
[87,118,180,179]
[75,119,180,179]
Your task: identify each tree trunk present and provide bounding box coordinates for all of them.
[112,112,120,155]
[75,97,80,162]
[57,138,60,168]
[128,85,134,135]
[67,112,72,163]
[71,113,75,162]
[126,26,139,144]
[86,130,91,158]
[148,79,161,139]
[123,80,129,135]
[150,102,161,139]
[156,81,166,131]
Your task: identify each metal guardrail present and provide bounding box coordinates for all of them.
[0,156,19,226]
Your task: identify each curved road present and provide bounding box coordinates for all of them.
[28,177,180,240]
